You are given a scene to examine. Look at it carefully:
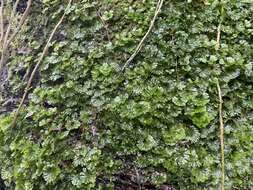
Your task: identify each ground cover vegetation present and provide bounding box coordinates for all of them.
[0,0,252,189]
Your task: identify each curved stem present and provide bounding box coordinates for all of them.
[122,0,164,71]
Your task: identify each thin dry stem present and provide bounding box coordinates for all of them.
[122,0,164,71]
[216,22,221,50]
[216,5,225,189]
[10,0,72,128]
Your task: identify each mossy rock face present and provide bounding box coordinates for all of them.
[0,0,253,189]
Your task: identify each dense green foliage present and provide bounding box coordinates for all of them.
[0,0,253,189]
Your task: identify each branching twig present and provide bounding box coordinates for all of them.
[10,0,72,128]
[217,80,225,190]
[121,0,164,71]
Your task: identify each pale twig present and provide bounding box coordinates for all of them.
[10,0,72,128]
[122,0,164,71]
[216,22,221,50]
[216,4,225,190]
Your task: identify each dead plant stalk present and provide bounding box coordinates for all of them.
[122,0,164,71]
[216,16,225,190]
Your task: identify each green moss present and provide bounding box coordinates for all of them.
[0,0,253,189]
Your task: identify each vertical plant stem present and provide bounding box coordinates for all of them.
[216,22,221,50]
[216,2,225,189]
